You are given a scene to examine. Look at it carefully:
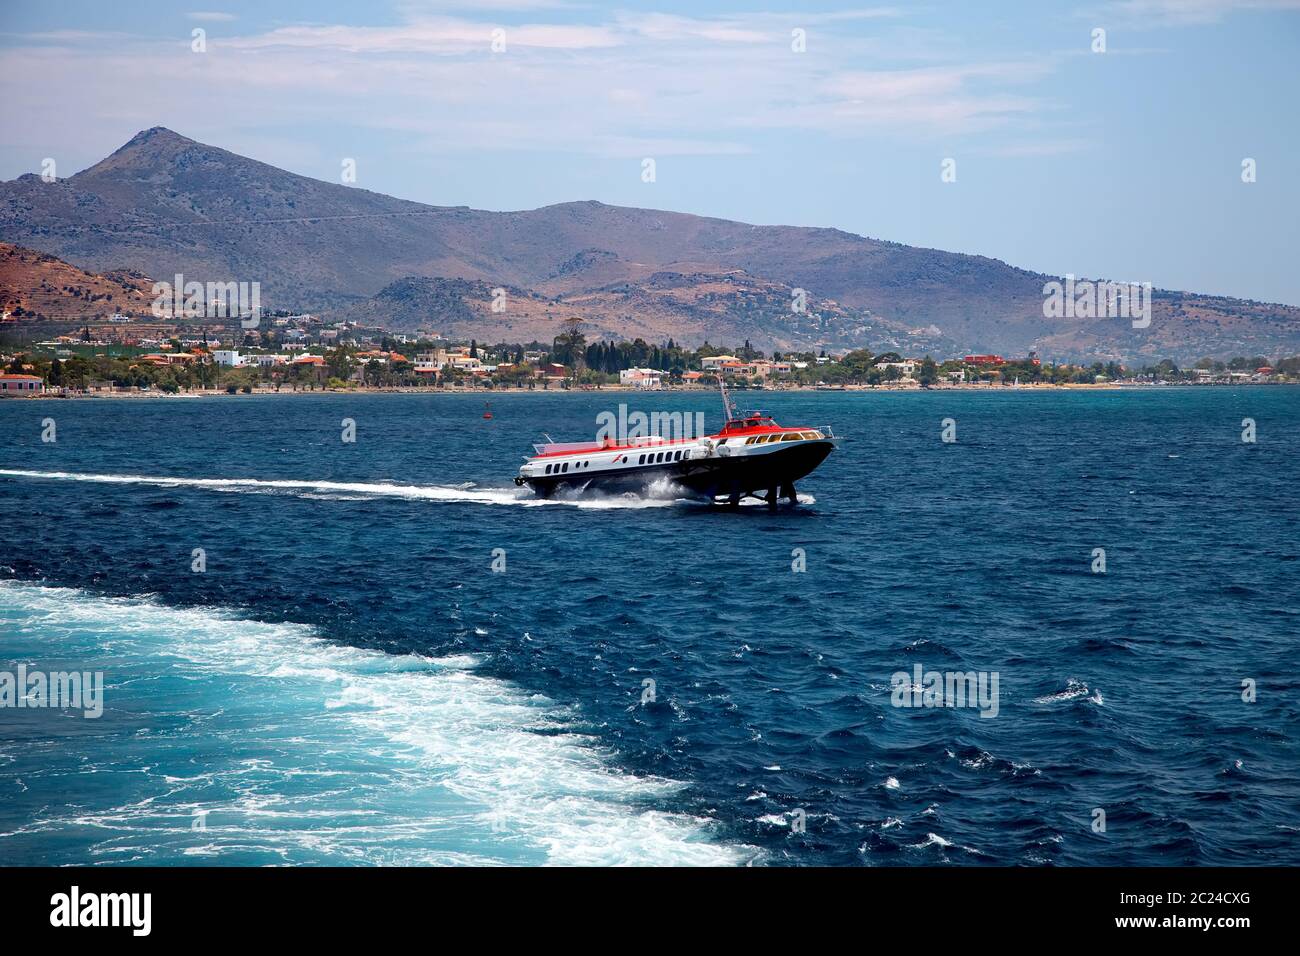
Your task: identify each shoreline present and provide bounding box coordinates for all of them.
[16,380,1299,400]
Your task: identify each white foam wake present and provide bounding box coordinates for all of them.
[1033,678,1104,706]
[0,580,752,866]
[1,468,815,509]
[0,469,681,510]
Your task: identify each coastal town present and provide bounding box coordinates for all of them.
[1,311,1297,397]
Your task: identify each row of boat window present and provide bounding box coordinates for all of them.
[744,432,821,445]
[543,448,688,475]
[637,450,687,465]
[543,459,593,475]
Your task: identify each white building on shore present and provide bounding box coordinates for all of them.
[619,368,666,388]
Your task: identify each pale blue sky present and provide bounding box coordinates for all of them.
[2,0,1297,303]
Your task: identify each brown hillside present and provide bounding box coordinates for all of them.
[0,242,155,322]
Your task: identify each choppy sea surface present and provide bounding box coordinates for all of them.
[1,388,1297,866]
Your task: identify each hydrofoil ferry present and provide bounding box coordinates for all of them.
[514,379,837,506]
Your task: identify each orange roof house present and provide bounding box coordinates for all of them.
[0,373,43,394]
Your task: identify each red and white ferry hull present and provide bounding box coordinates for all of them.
[515,418,836,505]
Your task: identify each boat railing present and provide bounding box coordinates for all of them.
[532,440,603,455]
[621,434,674,448]
[532,434,675,456]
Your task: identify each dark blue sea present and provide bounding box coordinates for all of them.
[1,387,1297,866]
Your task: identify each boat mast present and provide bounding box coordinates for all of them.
[717,370,736,423]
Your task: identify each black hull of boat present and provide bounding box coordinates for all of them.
[523,440,833,501]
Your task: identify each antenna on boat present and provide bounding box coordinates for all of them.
[717,371,736,423]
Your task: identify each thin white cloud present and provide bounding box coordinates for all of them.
[1086,0,1300,26]
[187,11,237,22]
[0,29,137,43]
[617,13,773,44]
[397,0,580,11]
[614,9,903,43]
[229,20,623,52]
[804,61,1053,136]
[585,136,754,159]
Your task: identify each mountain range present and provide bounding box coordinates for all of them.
[2,126,1297,362]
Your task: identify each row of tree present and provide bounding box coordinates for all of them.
[9,338,1300,393]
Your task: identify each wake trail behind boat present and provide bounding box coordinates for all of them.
[0,469,813,509]
[0,580,752,866]
[0,468,685,509]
